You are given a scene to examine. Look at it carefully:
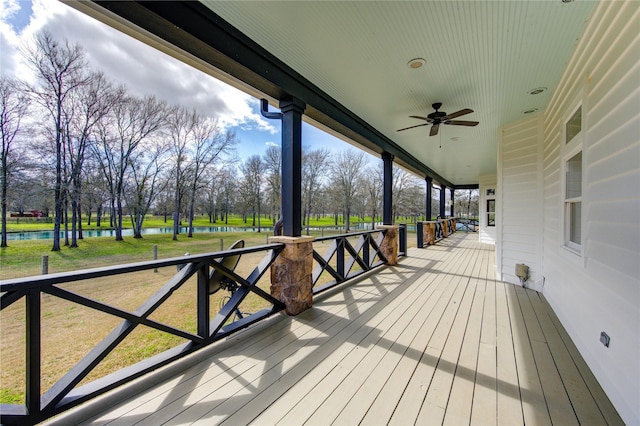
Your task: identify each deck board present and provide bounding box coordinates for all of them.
[48,233,624,426]
[495,280,524,425]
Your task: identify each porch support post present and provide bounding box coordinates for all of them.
[382,152,394,225]
[439,185,446,218]
[270,235,314,315]
[450,187,455,217]
[280,96,305,237]
[425,177,432,220]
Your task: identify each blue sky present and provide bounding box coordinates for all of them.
[0,0,371,162]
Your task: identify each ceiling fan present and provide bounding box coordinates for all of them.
[397,102,479,136]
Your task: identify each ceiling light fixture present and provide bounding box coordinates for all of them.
[407,58,426,69]
[528,87,547,95]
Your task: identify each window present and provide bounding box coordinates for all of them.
[566,106,582,144]
[487,199,495,227]
[563,104,583,252]
[565,152,582,246]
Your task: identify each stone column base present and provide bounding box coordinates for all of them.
[270,235,314,315]
[425,222,435,245]
[377,225,399,266]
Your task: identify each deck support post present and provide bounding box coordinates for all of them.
[450,187,455,217]
[425,177,432,220]
[270,235,314,315]
[439,185,446,219]
[377,225,399,266]
[382,152,394,225]
[26,289,41,416]
[279,97,305,237]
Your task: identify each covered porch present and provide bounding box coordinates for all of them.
[49,233,622,425]
[1,1,635,423]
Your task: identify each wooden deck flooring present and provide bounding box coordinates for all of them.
[49,233,623,425]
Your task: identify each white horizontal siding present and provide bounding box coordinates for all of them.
[498,115,543,288]
[538,1,640,424]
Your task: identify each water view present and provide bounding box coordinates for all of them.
[7,223,379,241]
[6,226,273,241]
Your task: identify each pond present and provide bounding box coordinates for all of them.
[6,223,377,241]
[6,226,275,241]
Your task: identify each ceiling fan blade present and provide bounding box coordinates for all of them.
[409,115,429,121]
[444,108,473,120]
[430,124,440,136]
[445,120,479,126]
[397,123,429,132]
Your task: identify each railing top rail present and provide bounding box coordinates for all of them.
[419,218,455,223]
[0,242,285,291]
[314,228,385,243]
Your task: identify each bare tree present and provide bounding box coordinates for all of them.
[392,167,423,221]
[166,106,192,240]
[360,164,383,230]
[62,71,114,246]
[331,149,367,231]
[454,189,479,219]
[185,117,235,237]
[0,77,31,247]
[302,148,330,234]
[218,168,236,224]
[93,93,167,241]
[263,144,281,223]
[23,30,89,251]
[81,165,109,227]
[154,184,174,224]
[201,169,221,223]
[124,140,169,238]
[241,155,266,231]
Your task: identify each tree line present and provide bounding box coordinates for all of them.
[1,31,476,251]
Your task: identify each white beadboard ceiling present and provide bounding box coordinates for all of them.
[201,0,595,185]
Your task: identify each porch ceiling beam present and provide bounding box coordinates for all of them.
[453,184,480,190]
[87,0,454,188]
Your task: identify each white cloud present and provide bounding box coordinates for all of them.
[0,0,275,134]
[265,141,278,147]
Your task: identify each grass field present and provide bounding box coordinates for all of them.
[3,213,382,233]
[0,221,415,405]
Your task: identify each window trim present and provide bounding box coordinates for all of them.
[561,101,585,255]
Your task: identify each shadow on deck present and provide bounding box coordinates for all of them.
[46,233,623,426]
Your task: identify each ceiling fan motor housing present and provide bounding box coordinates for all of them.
[396,102,478,135]
[428,111,447,122]
[428,102,446,122]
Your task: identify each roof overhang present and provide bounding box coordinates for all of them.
[68,1,595,188]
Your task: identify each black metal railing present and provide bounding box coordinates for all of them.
[0,243,285,425]
[398,224,407,257]
[457,218,478,232]
[312,229,388,294]
[434,221,444,241]
[417,218,457,248]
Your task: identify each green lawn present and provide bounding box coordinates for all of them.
[1,231,275,279]
[4,214,380,233]
[0,222,417,405]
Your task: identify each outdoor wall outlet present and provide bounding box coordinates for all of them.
[515,263,529,280]
[600,331,610,348]
[515,264,529,288]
